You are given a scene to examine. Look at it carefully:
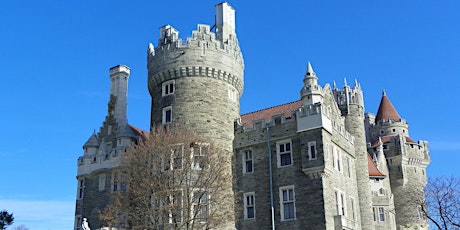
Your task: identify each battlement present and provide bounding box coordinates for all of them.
[147,23,244,95]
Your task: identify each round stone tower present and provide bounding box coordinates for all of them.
[147,3,243,229]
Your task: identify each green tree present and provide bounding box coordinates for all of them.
[0,210,14,230]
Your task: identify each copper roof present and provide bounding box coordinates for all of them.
[241,100,302,128]
[375,91,401,122]
[368,154,385,178]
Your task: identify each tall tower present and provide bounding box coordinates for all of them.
[75,65,148,229]
[334,80,375,230]
[147,2,244,229]
[367,91,430,229]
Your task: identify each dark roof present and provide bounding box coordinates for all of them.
[375,91,401,122]
[83,131,99,148]
[241,100,302,128]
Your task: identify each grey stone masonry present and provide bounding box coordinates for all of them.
[147,3,244,229]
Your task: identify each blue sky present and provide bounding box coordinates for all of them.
[1,1,459,229]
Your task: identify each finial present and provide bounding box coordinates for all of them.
[354,79,359,87]
[382,89,386,96]
[148,43,155,55]
[333,81,337,89]
[344,77,348,86]
[93,129,96,135]
[378,136,383,145]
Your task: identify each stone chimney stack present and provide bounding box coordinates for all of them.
[109,65,130,127]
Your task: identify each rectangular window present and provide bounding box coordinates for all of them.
[308,141,317,160]
[192,143,209,170]
[333,146,343,172]
[228,86,237,102]
[244,192,255,219]
[162,106,172,124]
[75,216,82,230]
[277,140,292,167]
[98,174,106,191]
[346,156,351,178]
[78,179,85,199]
[171,144,183,170]
[112,172,127,192]
[379,207,385,222]
[243,150,253,173]
[373,207,378,221]
[193,190,208,223]
[280,186,295,220]
[168,190,183,224]
[350,197,356,221]
[162,80,175,96]
[335,190,346,216]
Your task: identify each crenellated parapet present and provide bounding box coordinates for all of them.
[147,23,244,95]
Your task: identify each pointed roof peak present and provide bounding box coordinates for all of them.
[306,61,316,76]
[375,91,401,122]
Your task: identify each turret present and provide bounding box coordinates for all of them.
[367,91,430,229]
[109,65,130,127]
[83,130,98,155]
[300,62,323,105]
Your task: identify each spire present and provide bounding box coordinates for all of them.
[375,90,401,122]
[83,130,99,148]
[306,61,315,76]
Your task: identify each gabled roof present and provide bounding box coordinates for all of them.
[241,100,302,128]
[375,91,401,122]
[368,154,385,178]
[129,125,149,139]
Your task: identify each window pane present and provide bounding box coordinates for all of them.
[281,153,291,166]
[247,207,254,219]
[286,143,291,151]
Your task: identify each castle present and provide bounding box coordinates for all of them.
[74,2,430,230]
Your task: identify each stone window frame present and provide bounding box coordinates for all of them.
[332,145,343,173]
[162,80,175,97]
[243,192,255,220]
[307,141,317,160]
[191,142,209,170]
[242,149,253,174]
[162,106,172,124]
[192,189,209,223]
[276,140,293,168]
[78,178,85,199]
[279,185,296,221]
[228,85,237,102]
[167,189,184,224]
[98,173,106,191]
[75,215,82,230]
[378,207,385,222]
[350,197,356,221]
[335,189,346,216]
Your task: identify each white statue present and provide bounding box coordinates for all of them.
[82,217,91,230]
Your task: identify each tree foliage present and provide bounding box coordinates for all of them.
[420,176,460,230]
[100,127,235,229]
[0,210,14,230]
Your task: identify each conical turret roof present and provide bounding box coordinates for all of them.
[375,90,401,122]
[83,130,99,148]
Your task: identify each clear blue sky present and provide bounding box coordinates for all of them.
[1,1,459,229]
